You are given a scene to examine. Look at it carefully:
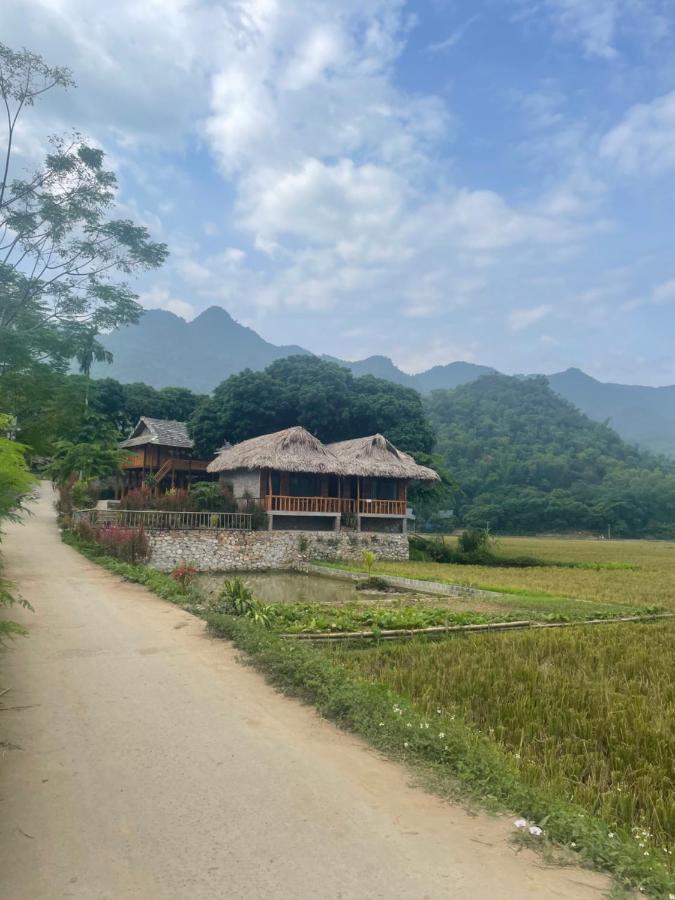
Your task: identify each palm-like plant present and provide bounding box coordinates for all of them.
[362,550,376,579]
[75,326,113,409]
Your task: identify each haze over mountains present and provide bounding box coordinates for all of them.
[97,307,675,458]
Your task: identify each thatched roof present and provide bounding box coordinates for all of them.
[207,426,346,475]
[327,434,439,482]
[207,426,439,482]
[119,417,193,450]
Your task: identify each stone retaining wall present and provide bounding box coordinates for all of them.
[147,529,408,572]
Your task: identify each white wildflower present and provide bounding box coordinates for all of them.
[529,826,543,837]
[514,819,528,829]
[438,732,445,739]
[403,741,409,748]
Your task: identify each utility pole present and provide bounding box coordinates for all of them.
[607,523,611,541]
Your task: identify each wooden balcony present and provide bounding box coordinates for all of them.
[264,496,406,516]
[357,498,407,516]
[121,454,210,472]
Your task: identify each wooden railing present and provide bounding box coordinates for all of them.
[357,498,407,516]
[264,496,406,516]
[73,508,252,531]
[121,456,211,471]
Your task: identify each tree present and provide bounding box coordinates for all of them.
[190,356,436,458]
[0,413,35,642]
[0,414,35,523]
[0,42,168,392]
[74,325,112,409]
[46,440,127,486]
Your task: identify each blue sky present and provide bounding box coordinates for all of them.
[6,0,675,384]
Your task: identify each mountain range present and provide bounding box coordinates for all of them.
[96,306,675,458]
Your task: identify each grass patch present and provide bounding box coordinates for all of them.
[62,527,674,895]
[409,535,638,570]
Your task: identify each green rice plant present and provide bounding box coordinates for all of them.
[339,623,675,863]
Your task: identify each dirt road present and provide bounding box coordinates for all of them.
[0,485,610,899]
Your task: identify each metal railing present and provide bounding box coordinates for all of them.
[73,508,253,531]
[264,495,406,516]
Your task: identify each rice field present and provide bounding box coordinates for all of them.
[332,536,675,612]
[329,537,675,863]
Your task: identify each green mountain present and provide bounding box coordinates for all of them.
[427,374,675,536]
[96,307,310,394]
[97,306,675,457]
[548,368,675,458]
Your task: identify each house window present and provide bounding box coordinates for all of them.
[289,473,320,497]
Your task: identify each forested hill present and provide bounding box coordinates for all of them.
[96,307,675,457]
[427,375,675,537]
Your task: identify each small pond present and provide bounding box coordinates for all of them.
[196,571,413,606]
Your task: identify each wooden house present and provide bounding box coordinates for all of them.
[118,417,212,495]
[206,426,438,532]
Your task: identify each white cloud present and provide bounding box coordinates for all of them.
[139,287,195,321]
[240,157,405,247]
[509,304,553,332]
[653,279,675,304]
[426,16,479,53]
[600,90,675,174]
[518,0,670,60]
[545,0,620,59]
[394,340,480,374]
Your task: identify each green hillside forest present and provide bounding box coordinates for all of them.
[427,374,675,536]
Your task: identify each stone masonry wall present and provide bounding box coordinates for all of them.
[147,528,408,572]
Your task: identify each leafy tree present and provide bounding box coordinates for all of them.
[0,413,35,641]
[0,42,168,395]
[190,356,435,458]
[0,414,35,522]
[74,326,112,409]
[46,440,127,485]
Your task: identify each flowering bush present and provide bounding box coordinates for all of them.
[171,561,198,590]
[119,483,235,513]
[75,520,148,564]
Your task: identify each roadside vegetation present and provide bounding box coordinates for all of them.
[63,525,674,895]
[0,415,35,641]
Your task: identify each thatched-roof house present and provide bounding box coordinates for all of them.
[118,417,212,494]
[207,426,437,533]
[327,434,439,481]
[207,426,346,476]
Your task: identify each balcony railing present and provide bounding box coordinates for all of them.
[264,496,406,516]
[73,508,252,531]
[121,455,211,471]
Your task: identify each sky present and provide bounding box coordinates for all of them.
[4,0,675,384]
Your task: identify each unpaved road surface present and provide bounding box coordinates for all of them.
[0,485,610,899]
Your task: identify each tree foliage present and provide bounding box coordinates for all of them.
[189,355,435,457]
[428,374,675,536]
[0,42,167,388]
[46,440,128,486]
[0,413,35,641]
